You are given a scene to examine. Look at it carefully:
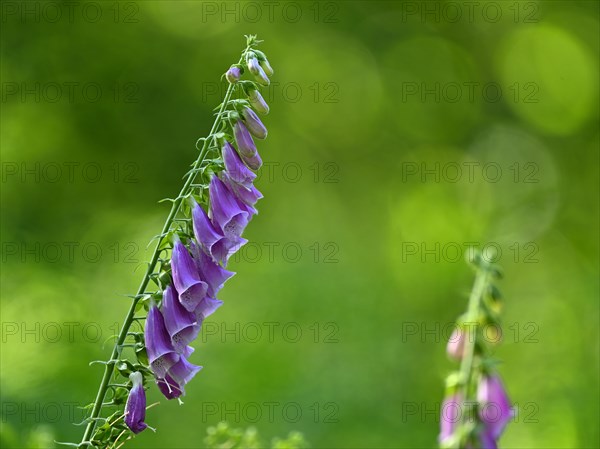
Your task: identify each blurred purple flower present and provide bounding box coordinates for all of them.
[124,372,147,434]
[161,284,200,354]
[145,305,179,378]
[479,428,499,449]
[439,393,462,446]
[478,374,513,439]
[447,327,466,361]
[171,239,208,312]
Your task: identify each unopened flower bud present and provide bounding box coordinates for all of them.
[252,49,273,76]
[247,57,261,75]
[242,107,267,139]
[233,120,257,158]
[225,66,241,84]
[248,89,269,115]
[254,66,270,86]
[446,327,465,361]
[243,151,262,171]
[260,58,274,76]
[124,372,147,434]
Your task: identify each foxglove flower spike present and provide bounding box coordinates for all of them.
[78,36,274,447]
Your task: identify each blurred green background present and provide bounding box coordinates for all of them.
[1,1,599,448]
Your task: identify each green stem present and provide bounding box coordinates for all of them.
[79,45,250,447]
[454,266,489,448]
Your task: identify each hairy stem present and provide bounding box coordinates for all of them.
[80,45,250,447]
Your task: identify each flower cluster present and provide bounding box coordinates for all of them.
[439,251,513,449]
[116,37,273,440]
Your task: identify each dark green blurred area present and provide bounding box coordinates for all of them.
[1,1,599,448]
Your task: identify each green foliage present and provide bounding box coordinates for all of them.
[204,422,308,449]
[0,424,55,449]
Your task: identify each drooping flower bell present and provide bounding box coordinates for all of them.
[156,374,183,400]
[225,66,241,84]
[194,296,224,320]
[209,175,249,240]
[124,372,147,434]
[477,373,513,439]
[145,305,180,378]
[190,240,235,297]
[233,120,257,159]
[171,238,208,312]
[156,374,185,399]
[167,357,202,388]
[222,141,256,187]
[438,392,463,446]
[161,284,201,355]
[191,198,246,265]
[232,120,262,170]
[241,107,267,139]
[157,357,202,400]
[221,171,263,210]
